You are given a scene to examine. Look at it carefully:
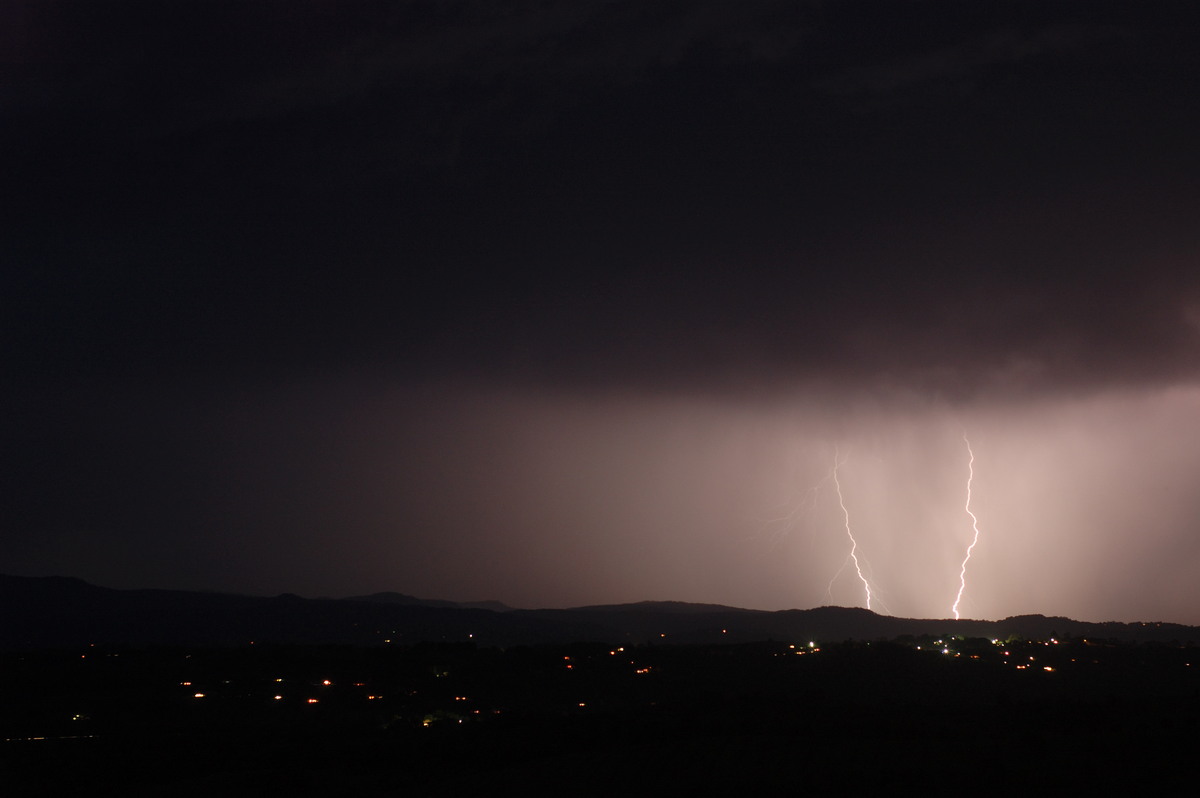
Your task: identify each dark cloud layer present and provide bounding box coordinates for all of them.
[4,2,1200,619]
[7,0,1200,399]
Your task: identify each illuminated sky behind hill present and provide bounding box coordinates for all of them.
[5,1,1200,623]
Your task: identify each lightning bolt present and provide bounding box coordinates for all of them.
[755,474,826,548]
[951,433,981,620]
[825,554,850,602]
[831,448,873,611]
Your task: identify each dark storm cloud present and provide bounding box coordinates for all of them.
[7,1,1199,402]
[814,21,1120,101]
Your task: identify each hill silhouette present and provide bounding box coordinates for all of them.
[342,591,514,613]
[2,575,1196,649]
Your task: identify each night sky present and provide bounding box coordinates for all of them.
[6,1,1200,623]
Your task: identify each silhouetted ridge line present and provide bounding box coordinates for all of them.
[1,575,1197,649]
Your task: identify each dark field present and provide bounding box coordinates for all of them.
[3,636,1196,795]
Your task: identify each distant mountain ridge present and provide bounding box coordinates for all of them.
[569,600,753,614]
[1,574,1196,650]
[342,591,514,613]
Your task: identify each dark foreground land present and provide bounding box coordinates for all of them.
[2,635,1197,796]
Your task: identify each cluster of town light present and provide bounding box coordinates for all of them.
[176,633,1130,733]
[184,674,387,705]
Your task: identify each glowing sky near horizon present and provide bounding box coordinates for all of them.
[12,380,1198,625]
[380,382,1200,624]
